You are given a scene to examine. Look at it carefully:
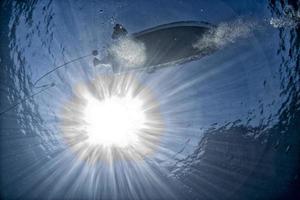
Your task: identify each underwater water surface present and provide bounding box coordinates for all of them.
[0,0,299,199]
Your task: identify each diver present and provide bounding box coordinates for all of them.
[93,23,128,67]
[112,24,128,39]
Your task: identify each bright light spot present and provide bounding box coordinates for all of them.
[59,74,163,162]
[84,95,145,147]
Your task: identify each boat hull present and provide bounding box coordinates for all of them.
[108,21,216,73]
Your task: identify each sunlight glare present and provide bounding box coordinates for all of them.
[60,74,163,162]
[84,95,145,147]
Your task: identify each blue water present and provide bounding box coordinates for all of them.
[0,0,299,199]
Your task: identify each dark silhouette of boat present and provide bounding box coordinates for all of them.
[94,21,217,73]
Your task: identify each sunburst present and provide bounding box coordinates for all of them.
[59,73,164,163]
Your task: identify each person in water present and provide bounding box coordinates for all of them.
[111,24,128,39]
[93,23,128,66]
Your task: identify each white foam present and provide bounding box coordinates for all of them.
[269,17,296,28]
[109,37,146,68]
[193,19,258,50]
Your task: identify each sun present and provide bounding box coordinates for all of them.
[59,74,163,163]
[83,95,145,147]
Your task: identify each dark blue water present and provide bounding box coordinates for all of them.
[0,0,299,199]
